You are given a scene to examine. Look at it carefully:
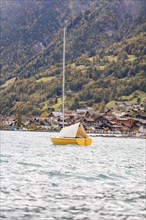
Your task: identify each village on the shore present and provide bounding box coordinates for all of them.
[1,101,146,137]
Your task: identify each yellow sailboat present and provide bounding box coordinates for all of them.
[51,122,92,146]
[50,28,92,146]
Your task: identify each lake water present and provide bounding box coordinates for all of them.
[0,131,145,220]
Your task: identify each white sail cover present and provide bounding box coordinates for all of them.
[59,122,88,138]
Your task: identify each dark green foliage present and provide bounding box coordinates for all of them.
[1,0,146,115]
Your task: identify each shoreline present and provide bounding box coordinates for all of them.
[90,134,146,139]
[1,129,145,139]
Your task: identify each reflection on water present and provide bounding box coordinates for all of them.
[1,131,145,220]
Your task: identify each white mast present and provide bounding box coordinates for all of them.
[62,28,65,127]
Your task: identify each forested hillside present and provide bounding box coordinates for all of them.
[1,0,92,80]
[0,0,146,115]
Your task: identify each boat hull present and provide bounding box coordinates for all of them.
[51,137,92,146]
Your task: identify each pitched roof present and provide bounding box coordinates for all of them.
[50,111,63,117]
[76,109,95,115]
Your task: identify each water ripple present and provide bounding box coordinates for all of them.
[17,162,42,168]
[0,131,145,220]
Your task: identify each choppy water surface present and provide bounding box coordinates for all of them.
[0,131,145,220]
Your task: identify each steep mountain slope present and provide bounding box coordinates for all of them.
[0,0,146,115]
[0,0,92,81]
[8,0,145,79]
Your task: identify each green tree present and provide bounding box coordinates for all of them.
[143,99,146,113]
[137,97,141,104]
[99,101,105,113]
[70,96,80,110]
[16,112,21,129]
